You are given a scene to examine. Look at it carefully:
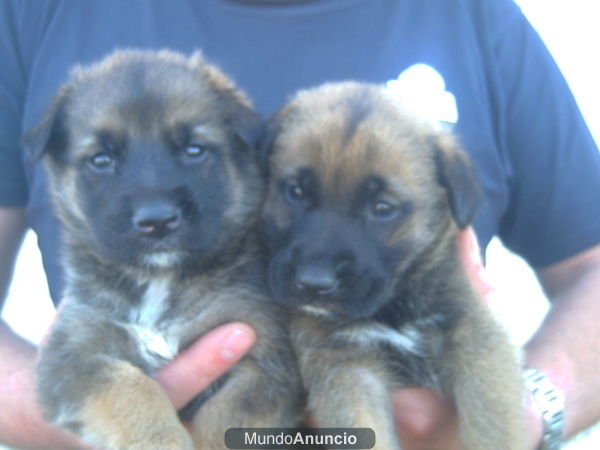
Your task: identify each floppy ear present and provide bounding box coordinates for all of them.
[191,52,263,149]
[21,87,71,162]
[257,105,296,177]
[434,134,482,229]
[228,102,263,150]
[211,81,262,150]
[257,112,285,176]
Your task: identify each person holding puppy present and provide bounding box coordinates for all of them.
[1,1,599,449]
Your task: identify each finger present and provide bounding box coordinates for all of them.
[391,388,460,450]
[457,226,494,304]
[155,322,256,410]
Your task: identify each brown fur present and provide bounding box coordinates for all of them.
[79,361,191,449]
[27,50,302,449]
[260,82,526,450]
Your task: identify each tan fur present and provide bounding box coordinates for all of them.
[79,361,192,450]
[262,82,526,450]
[267,84,445,250]
[222,149,250,225]
[290,313,401,450]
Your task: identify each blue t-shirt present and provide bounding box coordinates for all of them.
[1,0,599,303]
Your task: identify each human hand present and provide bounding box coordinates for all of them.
[0,321,255,449]
[155,322,256,410]
[391,227,543,449]
[0,319,90,449]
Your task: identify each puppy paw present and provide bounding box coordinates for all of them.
[124,424,194,450]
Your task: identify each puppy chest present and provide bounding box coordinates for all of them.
[127,277,180,367]
[334,323,424,356]
[332,323,438,386]
[129,277,173,327]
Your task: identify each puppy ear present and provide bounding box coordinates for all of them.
[434,134,482,229]
[21,87,71,162]
[257,112,284,176]
[229,103,263,150]
[258,105,296,177]
[191,52,263,149]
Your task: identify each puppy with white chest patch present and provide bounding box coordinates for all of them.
[26,49,302,449]
[260,82,527,450]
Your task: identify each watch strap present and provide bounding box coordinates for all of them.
[524,367,565,450]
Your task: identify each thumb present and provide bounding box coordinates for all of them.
[155,322,256,410]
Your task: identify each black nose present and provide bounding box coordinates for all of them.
[295,265,341,297]
[132,203,181,238]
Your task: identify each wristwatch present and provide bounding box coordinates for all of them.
[523,367,565,450]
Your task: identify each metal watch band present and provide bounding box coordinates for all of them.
[524,367,565,450]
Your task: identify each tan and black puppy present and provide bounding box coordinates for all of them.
[260,82,526,450]
[25,50,302,450]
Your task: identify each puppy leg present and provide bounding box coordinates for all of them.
[37,307,192,450]
[300,357,400,450]
[189,355,302,450]
[78,360,193,450]
[441,303,527,450]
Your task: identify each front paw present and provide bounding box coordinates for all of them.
[123,424,194,450]
[84,422,193,450]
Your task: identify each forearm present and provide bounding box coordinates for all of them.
[528,245,600,439]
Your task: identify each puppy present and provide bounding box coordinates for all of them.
[26,49,302,450]
[260,82,526,450]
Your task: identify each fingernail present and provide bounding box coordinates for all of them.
[220,328,255,361]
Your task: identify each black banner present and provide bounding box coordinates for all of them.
[224,428,376,449]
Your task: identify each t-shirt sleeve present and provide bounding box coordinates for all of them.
[0,1,28,206]
[491,1,600,267]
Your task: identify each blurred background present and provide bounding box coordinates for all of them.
[2,0,599,448]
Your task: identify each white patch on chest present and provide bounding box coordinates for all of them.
[299,304,335,318]
[128,276,178,367]
[142,251,182,268]
[133,326,177,366]
[334,323,422,355]
[130,277,172,327]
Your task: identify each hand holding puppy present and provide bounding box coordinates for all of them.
[392,228,544,450]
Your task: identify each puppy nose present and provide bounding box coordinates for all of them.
[295,265,340,296]
[133,203,181,238]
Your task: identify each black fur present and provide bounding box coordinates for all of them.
[434,144,483,229]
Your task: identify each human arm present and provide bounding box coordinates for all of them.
[527,242,600,439]
[0,206,85,449]
[0,319,88,449]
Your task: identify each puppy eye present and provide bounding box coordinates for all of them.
[183,144,208,161]
[88,152,114,171]
[286,183,305,203]
[369,201,398,221]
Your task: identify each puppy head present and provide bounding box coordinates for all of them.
[23,49,262,269]
[260,82,481,317]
